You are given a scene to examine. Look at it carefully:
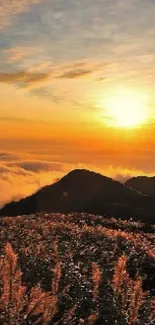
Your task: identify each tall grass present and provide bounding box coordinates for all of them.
[0,243,58,325]
[0,213,154,324]
[112,255,145,325]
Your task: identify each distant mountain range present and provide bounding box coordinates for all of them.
[125,176,155,197]
[0,169,155,222]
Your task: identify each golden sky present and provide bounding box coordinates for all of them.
[1,0,155,205]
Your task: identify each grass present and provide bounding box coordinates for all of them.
[0,212,154,324]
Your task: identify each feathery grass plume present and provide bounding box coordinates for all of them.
[42,295,57,325]
[112,254,128,294]
[0,242,26,325]
[52,260,61,295]
[92,262,101,299]
[0,242,58,325]
[62,304,77,322]
[79,318,85,324]
[112,254,145,325]
[112,254,133,314]
[128,278,145,325]
[51,240,61,295]
[88,313,98,325]
[52,239,59,260]
[25,285,57,325]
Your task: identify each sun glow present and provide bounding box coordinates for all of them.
[103,88,148,128]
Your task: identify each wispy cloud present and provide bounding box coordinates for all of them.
[56,61,107,79]
[0,0,45,28]
[2,47,27,61]
[7,160,66,173]
[0,60,105,90]
[1,46,41,62]
[57,68,93,79]
[0,70,49,87]
[0,152,20,161]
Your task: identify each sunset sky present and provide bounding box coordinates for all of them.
[1,0,155,206]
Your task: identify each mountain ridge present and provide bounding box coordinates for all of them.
[0,168,155,222]
[125,175,155,197]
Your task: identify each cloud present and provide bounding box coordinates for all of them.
[56,61,106,79]
[0,59,105,91]
[0,0,44,28]
[0,70,49,87]
[0,160,69,207]
[57,68,94,79]
[0,149,154,208]
[7,160,66,173]
[0,151,77,207]
[0,152,20,161]
[2,47,29,62]
[1,47,53,74]
[1,46,40,62]
[93,164,155,183]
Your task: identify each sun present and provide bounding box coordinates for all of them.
[103,88,148,128]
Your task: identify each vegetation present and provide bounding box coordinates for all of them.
[0,213,154,324]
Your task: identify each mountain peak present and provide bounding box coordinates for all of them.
[66,168,91,176]
[0,168,155,222]
[64,168,101,177]
[63,168,112,182]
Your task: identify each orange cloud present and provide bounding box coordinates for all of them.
[0,161,69,207]
[0,59,106,90]
[0,149,154,208]
[2,46,38,62]
[56,60,106,79]
[57,68,93,79]
[0,71,49,87]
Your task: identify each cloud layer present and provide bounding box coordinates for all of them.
[0,60,104,89]
[0,158,69,207]
[0,150,153,208]
[0,71,49,87]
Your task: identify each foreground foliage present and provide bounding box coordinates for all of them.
[0,213,155,324]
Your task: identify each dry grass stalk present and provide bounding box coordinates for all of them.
[128,278,144,325]
[88,313,98,325]
[0,243,26,324]
[52,260,61,295]
[92,262,101,299]
[0,242,58,325]
[112,254,145,325]
[64,304,77,321]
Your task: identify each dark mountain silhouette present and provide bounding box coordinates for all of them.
[0,169,155,221]
[125,176,155,197]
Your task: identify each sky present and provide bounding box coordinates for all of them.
[1,0,155,206]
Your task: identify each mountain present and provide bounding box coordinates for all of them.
[0,169,155,221]
[125,176,155,197]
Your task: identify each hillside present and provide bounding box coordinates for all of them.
[0,212,154,324]
[0,169,155,222]
[126,176,155,197]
